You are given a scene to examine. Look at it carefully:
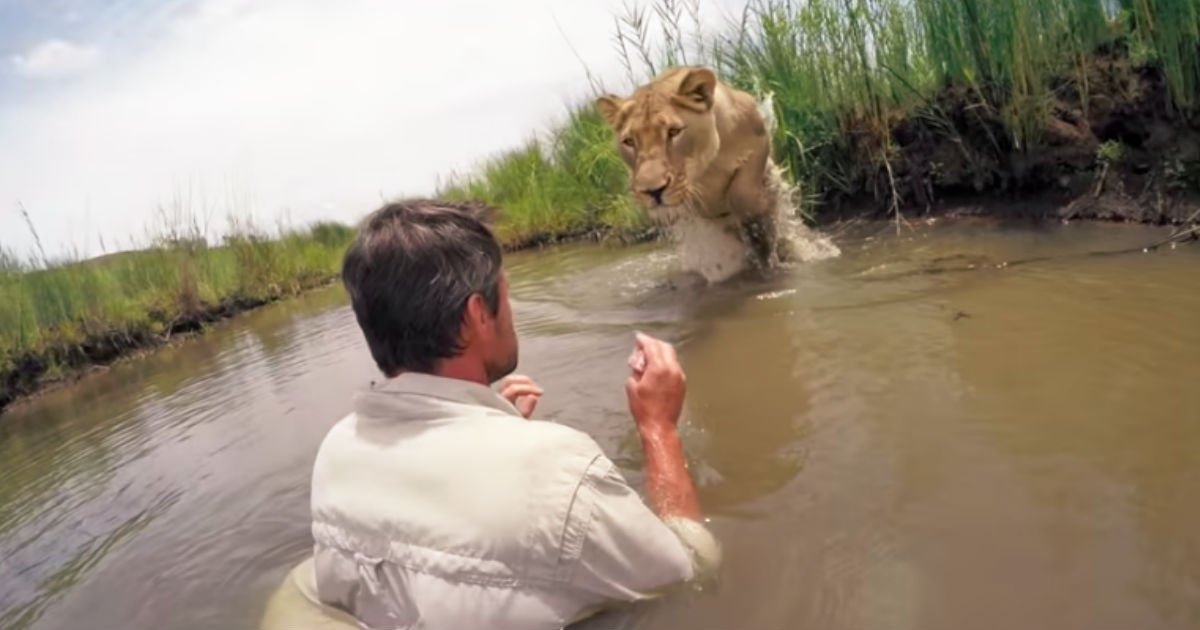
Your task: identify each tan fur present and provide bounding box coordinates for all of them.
[596,66,791,270]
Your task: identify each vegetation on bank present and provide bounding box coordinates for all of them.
[440,108,656,247]
[0,216,357,413]
[440,0,1200,229]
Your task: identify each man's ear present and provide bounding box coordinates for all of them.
[461,292,491,341]
[674,67,717,112]
[595,95,627,129]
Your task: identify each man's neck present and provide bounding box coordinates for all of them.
[393,357,489,387]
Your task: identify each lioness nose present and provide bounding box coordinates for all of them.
[641,180,670,205]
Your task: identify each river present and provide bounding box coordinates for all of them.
[2,217,1199,630]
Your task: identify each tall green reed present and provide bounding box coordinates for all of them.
[443,0,1200,228]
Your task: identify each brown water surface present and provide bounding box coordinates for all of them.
[2,218,1198,630]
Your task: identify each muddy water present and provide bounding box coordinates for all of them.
[2,218,1199,630]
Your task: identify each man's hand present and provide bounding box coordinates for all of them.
[624,332,701,522]
[625,332,686,434]
[498,374,543,419]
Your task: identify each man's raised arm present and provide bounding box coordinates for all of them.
[626,332,703,522]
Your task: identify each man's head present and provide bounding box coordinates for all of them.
[341,199,518,384]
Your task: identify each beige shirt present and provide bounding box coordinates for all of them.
[260,373,719,630]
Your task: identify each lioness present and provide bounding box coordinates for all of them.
[596,65,795,281]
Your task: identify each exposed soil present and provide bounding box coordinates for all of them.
[0,287,333,417]
[817,39,1200,227]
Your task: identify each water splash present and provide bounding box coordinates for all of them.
[660,149,841,283]
[781,214,842,263]
[664,194,841,284]
[766,157,841,265]
[665,213,841,283]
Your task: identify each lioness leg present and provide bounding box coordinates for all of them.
[725,141,783,269]
[740,214,778,269]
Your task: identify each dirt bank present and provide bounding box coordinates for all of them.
[0,289,324,417]
[815,39,1200,228]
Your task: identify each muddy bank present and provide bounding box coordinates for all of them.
[813,39,1200,228]
[0,288,328,417]
[814,187,1200,230]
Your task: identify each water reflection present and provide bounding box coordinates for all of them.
[0,285,374,630]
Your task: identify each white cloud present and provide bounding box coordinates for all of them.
[11,38,101,79]
[0,0,748,259]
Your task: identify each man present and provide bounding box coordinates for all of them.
[260,199,720,630]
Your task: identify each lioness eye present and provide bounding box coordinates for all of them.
[667,126,683,139]
[622,137,635,148]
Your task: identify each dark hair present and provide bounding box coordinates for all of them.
[341,198,503,376]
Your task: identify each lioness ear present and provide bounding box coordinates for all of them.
[675,68,717,112]
[595,95,627,129]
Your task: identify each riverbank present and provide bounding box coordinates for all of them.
[437,0,1200,227]
[0,217,668,417]
[815,38,1200,229]
[0,223,354,416]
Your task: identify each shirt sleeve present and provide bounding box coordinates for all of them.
[562,452,722,603]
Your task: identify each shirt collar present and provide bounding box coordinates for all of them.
[352,371,522,420]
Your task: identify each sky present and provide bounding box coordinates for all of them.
[0,0,750,260]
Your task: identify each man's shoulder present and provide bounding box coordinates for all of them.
[314,407,608,472]
[516,416,604,448]
[499,417,611,473]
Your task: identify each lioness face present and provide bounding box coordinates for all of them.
[596,67,721,223]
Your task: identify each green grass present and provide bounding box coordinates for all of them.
[439,0,1200,222]
[439,106,650,246]
[0,216,355,407]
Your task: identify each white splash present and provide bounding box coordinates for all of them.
[780,213,842,263]
[755,289,797,301]
[765,158,841,264]
[665,211,840,283]
[662,177,841,283]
